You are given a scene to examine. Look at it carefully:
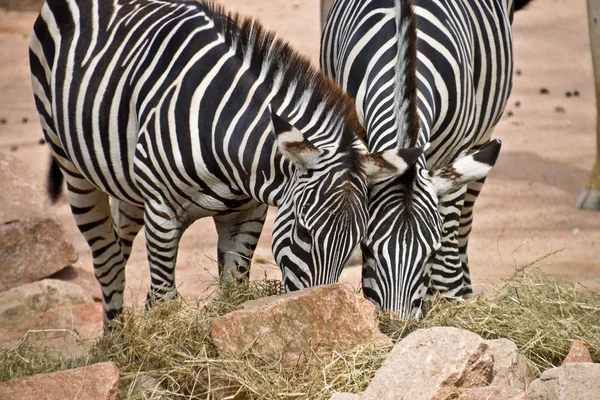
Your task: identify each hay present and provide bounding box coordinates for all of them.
[1,268,599,399]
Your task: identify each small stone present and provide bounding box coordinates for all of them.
[562,340,592,364]
[573,89,580,97]
[528,363,600,400]
[506,110,514,117]
[555,106,565,113]
[0,362,119,400]
[539,88,549,95]
[21,117,28,124]
[38,138,45,145]
[515,101,521,107]
[572,228,581,235]
[565,91,573,97]
[10,144,18,152]
[0,118,6,124]
[515,69,522,76]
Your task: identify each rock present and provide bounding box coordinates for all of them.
[361,327,494,400]
[0,279,93,324]
[527,363,600,400]
[486,338,537,389]
[458,385,532,400]
[49,266,103,302]
[210,283,387,363]
[0,362,119,400]
[0,152,47,223]
[330,393,360,400]
[0,218,78,291]
[562,340,593,364]
[0,303,103,356]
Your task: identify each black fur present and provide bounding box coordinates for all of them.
[514,0,534,12]
[48,156,63,203]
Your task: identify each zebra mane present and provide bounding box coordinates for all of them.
[198,1,365,145]
[392,0,420,209]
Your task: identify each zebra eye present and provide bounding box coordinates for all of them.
[296,222,312,243]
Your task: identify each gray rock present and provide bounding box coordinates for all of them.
[361,327,494,400]
[528,363,600,400]
[0,278,93,324]
[487,338,537,389]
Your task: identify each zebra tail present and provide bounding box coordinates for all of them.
[48,156,64,203]
[514,0,534,12]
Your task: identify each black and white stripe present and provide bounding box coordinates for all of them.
[30,0,419,328]
[321,0,526,316]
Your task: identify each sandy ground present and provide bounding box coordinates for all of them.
[0,0,599,312]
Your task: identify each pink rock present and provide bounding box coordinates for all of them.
[528,363,600,400]
[562,340,593,364]
[458,385,532,400]
[361,327,494,400]
[210,283,388,363]
[0,218,78,291]
[0,362,119,400]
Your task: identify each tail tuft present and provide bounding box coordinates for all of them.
[48,156,64,203]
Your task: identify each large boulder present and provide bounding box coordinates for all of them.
[562,340,593,364]
[0,279,93,324]
[487,338,537,389]
[527,362,600,400]
[0,218,78,291]
[0,362,119,400]
[361,327,494,400]
[0,303,103,356]
[330,393,360,400]
[210,283,389,363]
[458,385,532,400]
[0,152,47,223]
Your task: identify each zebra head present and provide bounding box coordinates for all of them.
[362,139,502,318]
[270,113,422,292]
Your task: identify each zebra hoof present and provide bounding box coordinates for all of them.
[576,187,600,211]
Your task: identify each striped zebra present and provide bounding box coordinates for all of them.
[321,0,531,317]
[29,0,421,328]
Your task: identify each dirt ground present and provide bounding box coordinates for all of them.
[0,0,598,311]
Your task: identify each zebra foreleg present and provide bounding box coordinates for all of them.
[427,186,467,297]
[213,202,269,282]
[111,199,144,262]
[577,0,600,210]
[457,177,487,299]
[143,200,184,309]
[65,176,128,330]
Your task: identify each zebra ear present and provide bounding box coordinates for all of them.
[429,139,502,195]
[272,113,323,169]
[362,147,423,183]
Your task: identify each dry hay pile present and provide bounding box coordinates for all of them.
[1,267,599,399]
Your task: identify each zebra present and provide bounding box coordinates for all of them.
[29,0,421,329]
[577,0,600,211]
[321,0,532,317]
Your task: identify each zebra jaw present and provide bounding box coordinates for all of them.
[361,146,423,184]
[428,139,502,195]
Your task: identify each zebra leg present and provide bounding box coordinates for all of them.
[143,201,184,308]
[213,202,268,282]
[427,186,467,297]
[576,0,600,210]
[64,174,128,330]
[457,177,487,299]
[111,199,144,262]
